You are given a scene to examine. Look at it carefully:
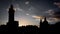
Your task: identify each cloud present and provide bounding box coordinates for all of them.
[15,7,23,11]
[48,18,58,21]
[25,1,30,5]
[12,3,25,12]
[32,15,44,19]
[26,13,30,16]
[45,9,60,24]
[53,11,60,19]
[54,2,60,8]
[45,9,54,16]
[46,9,60,19]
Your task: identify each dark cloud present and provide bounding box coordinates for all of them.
[53,10,60,19]
[53,0,60,8]
[54,2,60,8]
[47,9,60,19]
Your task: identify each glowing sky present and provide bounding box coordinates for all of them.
[0,0,60,26]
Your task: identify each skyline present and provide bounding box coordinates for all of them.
[0,0,60,27]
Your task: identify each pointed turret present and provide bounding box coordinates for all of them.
[42,17,48,28]
[10,4,13,9]
[39,19,42,27]
[44,17,46,21]
[43,17,48,24]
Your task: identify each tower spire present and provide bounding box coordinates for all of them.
[44,17,46,21]
[43,17,48,24]
[10,4,13,9]
[40,19,42,23]
[39,18,42,27]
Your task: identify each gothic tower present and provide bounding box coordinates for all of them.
[7,5,19,32]
[7,4,18,29]
[8,5,15,22]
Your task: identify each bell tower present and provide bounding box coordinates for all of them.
[8,4,15,22]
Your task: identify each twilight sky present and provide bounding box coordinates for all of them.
[0,0,60,27]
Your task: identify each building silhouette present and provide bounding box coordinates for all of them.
[40,17,48,32]
[43,17,48,27]
[7,5,19,32]
[0,4,60,33]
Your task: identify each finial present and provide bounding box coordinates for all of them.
[44,17,47,21]
[40,19,42,22]
[10,4,13,9]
